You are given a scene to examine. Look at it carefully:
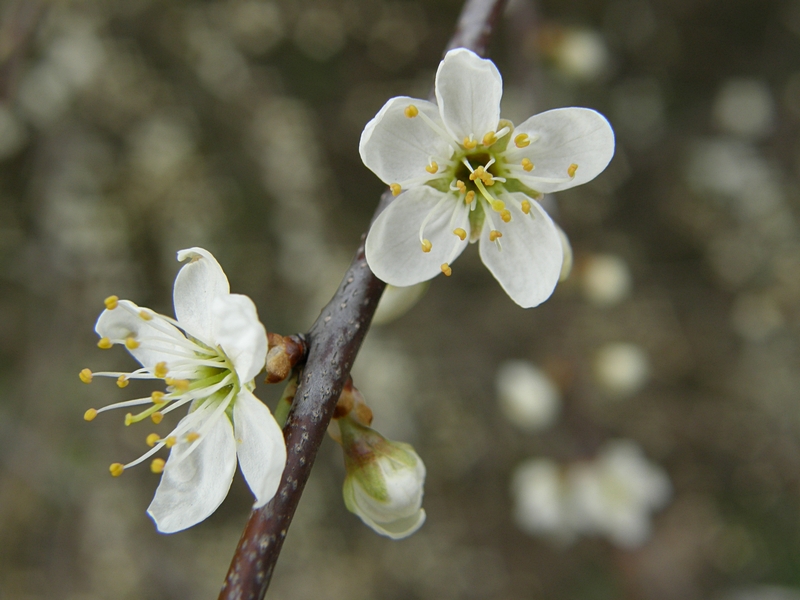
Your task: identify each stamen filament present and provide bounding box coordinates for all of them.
[96,397,160,413]
[416,110,457,152]
[123,440,168,470]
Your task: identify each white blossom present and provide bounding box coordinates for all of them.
[360,48,614,308]
[81,247,286,533]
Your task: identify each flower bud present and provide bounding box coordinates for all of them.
[338,416,426,540]
[265,333,306,383]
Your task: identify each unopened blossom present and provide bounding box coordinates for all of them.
[81,247,286,533]
[333,396,426,540]
[360,48,614,308]
[338,416,425,540]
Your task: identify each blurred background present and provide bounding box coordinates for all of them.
[1,0,800,598]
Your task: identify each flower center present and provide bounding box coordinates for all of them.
[81,298,242,476]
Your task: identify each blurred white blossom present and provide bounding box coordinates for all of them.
[581,253,632,306]
[550,29,610,81]
[511,458,574,540]
[567,441,671,548]
[496,360,561,431]
[512,441,670,548]
[713,79,775,138]
[593,342,651,397]
[372,283,429,325]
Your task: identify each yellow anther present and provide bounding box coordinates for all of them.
[568,163,578,178]
[390,183,402,196]
[521,158,534,172]
[165,436,177,448]
[154,362,168,379]
[151,458,166,474]
[521,200,532,214]
[453,228,467,241]
[186,432,200,443]
[515,133,531,148]
[104,295,119,310]
[116,375,129,388]
[465,191,476,204]
[482,173,495,186]
[425,161,439,174]
[491,199,505,212]
[482,131,497,146]
[124,413,133,426]
[79,368,93,384]
[97,337,112,350]
[125,337,140,350]
[456,180,467,192]
[166,378,189,391]
[84,408,98,422]
[146,433,160,447]
[139,310,153,321]
[151,412,164,424]
[151,391,166,404]
[489,230,503,242]
[463,137,478,149]
[421,239,432,253]
[500,209,512,223]
[109,463,124,477]
[404,105,419,118]
[469,166,485,181]
[441,263,452,277]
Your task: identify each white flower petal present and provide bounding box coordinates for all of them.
[478,194,563,308]
[359,96,454,186]
[232,388,287,508]
[435,48,502,142]
[505,107,615,193]
[365,187,468,287]
[211,294,268,383]
[147,408,237,533]
[343,476,426,540]
[358,505,426,540]
[173,247,231,341]
[95,300,195,378]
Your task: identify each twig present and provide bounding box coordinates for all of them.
[218,1,507,598]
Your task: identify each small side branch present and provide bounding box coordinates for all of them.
[219,1,507,598]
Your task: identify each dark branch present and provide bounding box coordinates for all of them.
[219,1,507,598]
